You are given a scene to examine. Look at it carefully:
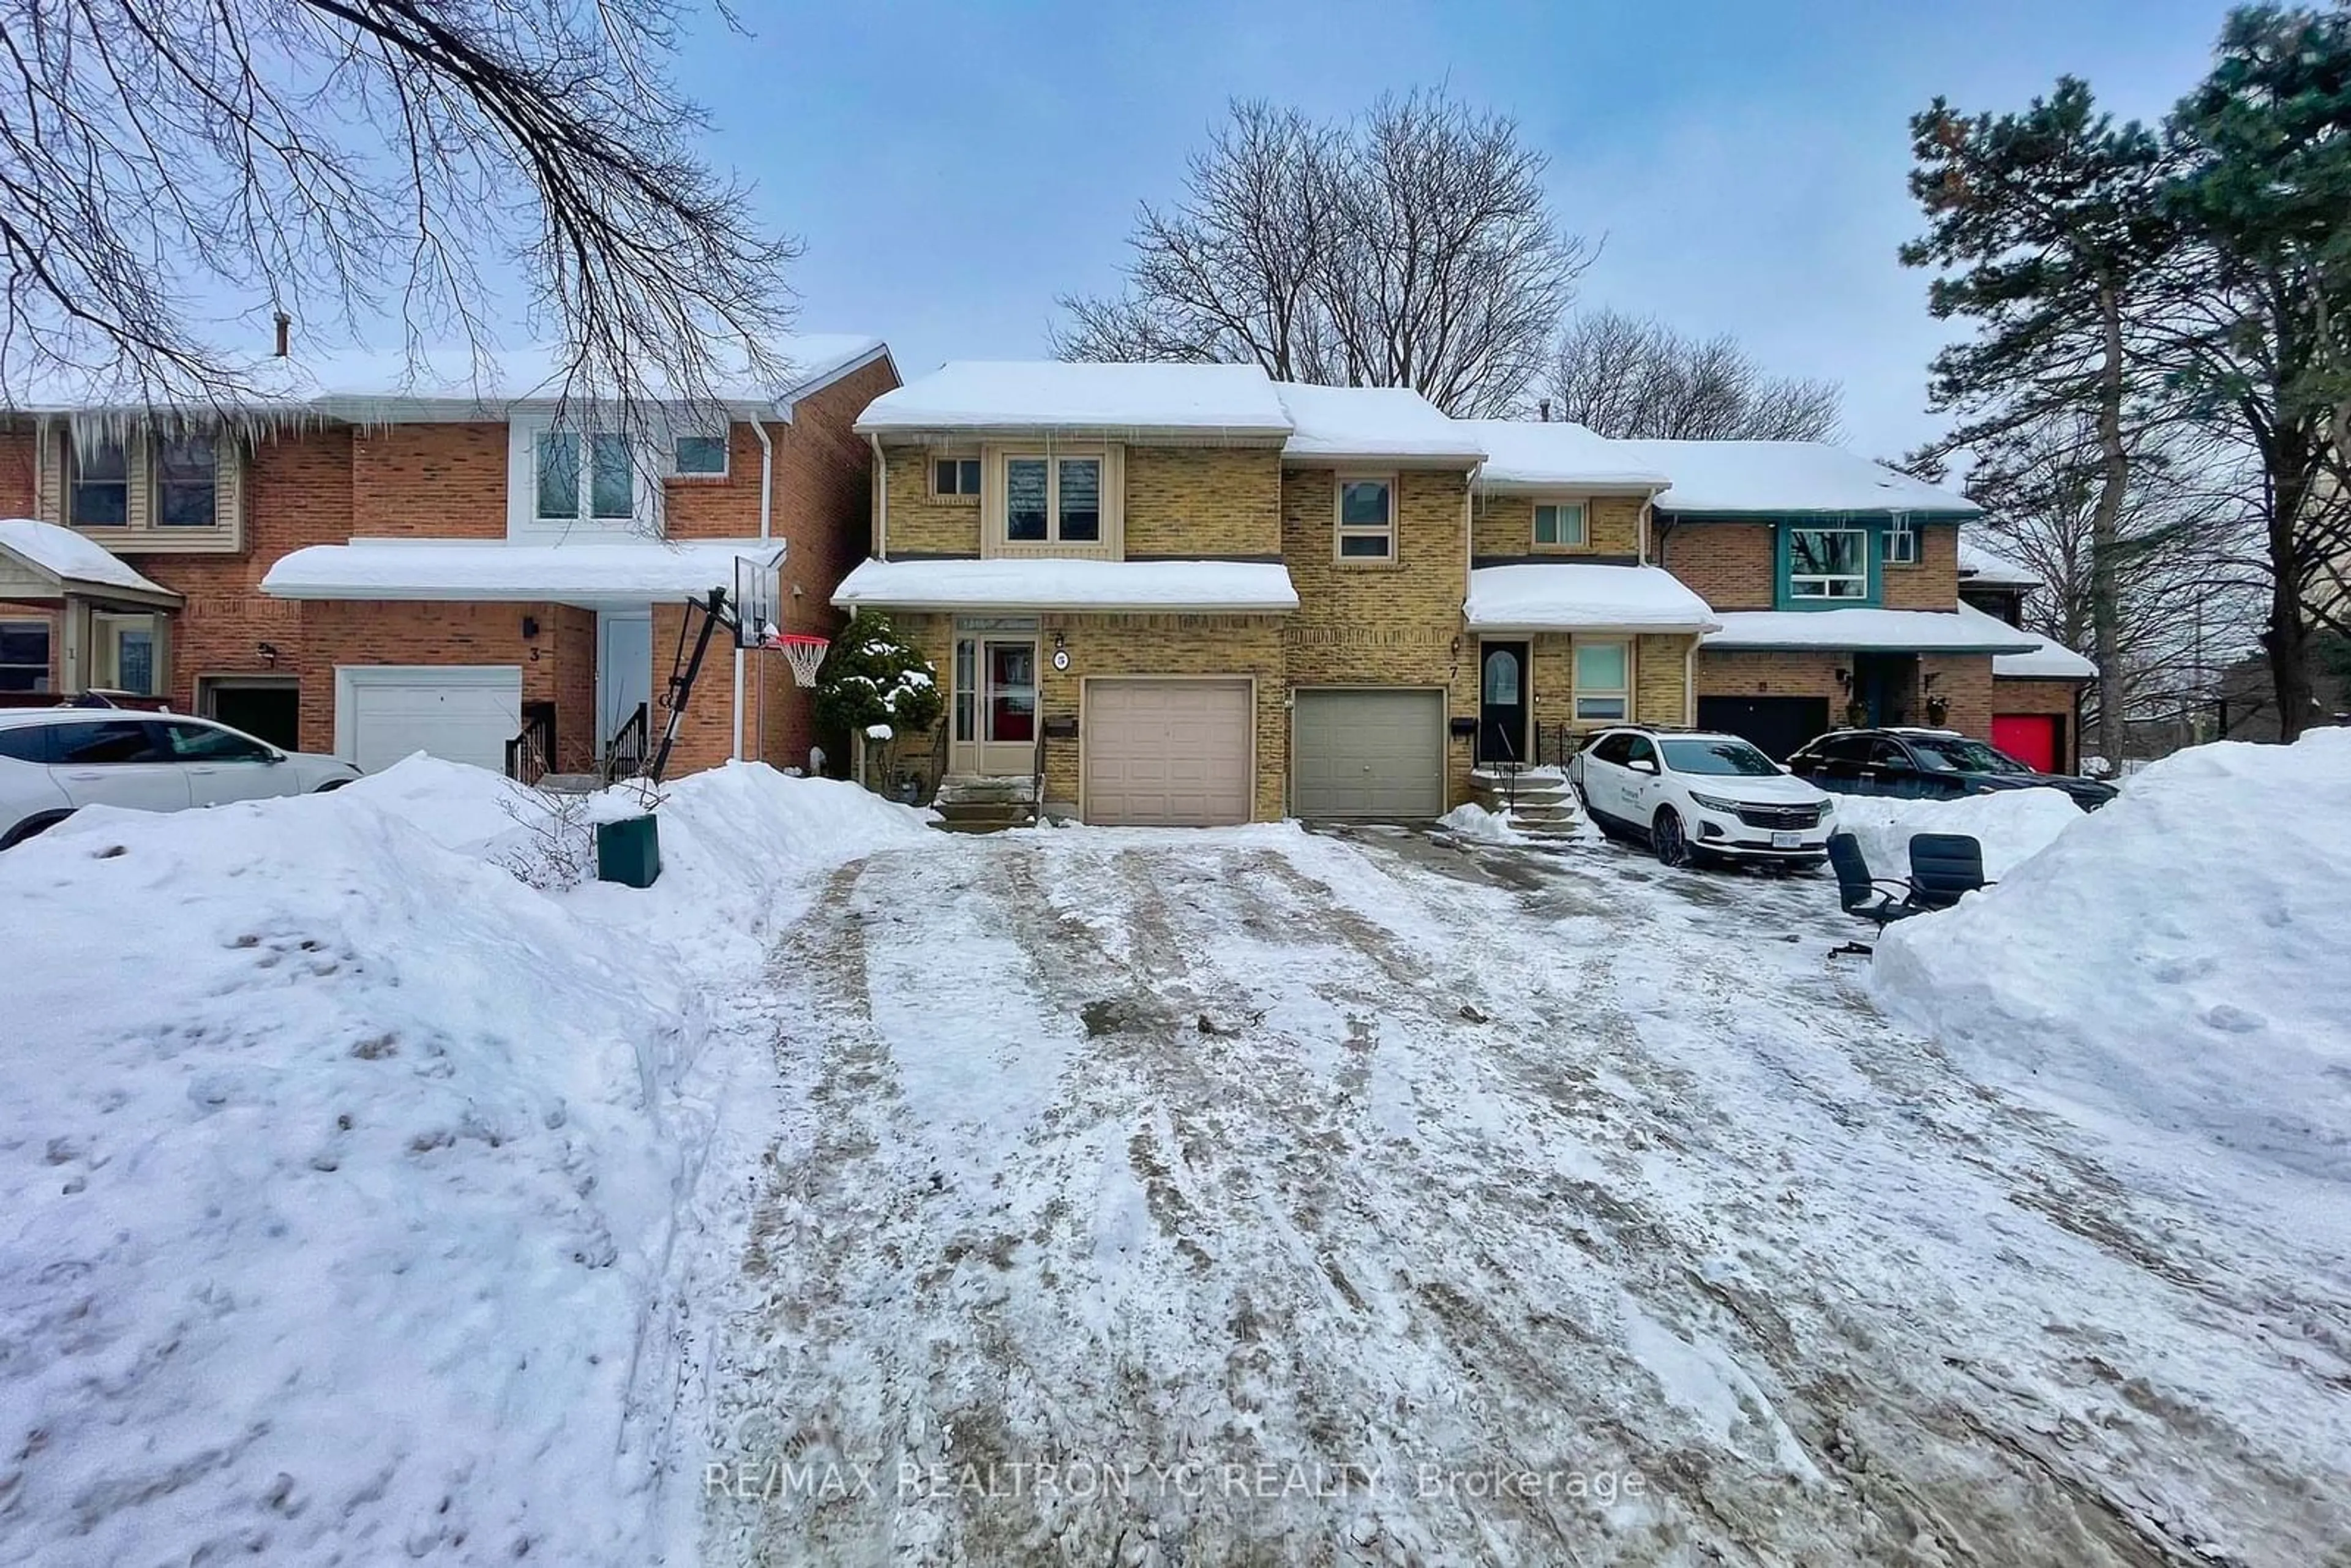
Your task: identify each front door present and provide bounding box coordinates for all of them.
[950,637,1038,776]
[597,611,654,753]
[1478,641,1529,765]
[1853,653,1916,727]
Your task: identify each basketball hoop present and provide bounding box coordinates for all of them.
[770,632,830,688]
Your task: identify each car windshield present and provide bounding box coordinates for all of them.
[1660,738,1781,776]
[1907,734,2032,775]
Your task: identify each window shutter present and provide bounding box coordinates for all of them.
[213,436,246,541]
[32,427,63,525]
[124,432,152,531]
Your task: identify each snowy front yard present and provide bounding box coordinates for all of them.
[705,809,2350,1564]
[4,741,2345,1566]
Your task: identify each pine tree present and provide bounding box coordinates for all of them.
[2163,3,2351,740]
[1902,78,2175,755]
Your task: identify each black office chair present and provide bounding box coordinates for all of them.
[1908,833,1993,910]
[1826,832,1926,955]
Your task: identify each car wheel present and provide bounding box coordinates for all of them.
[0,810,73,851]
[1652,807,1690,868]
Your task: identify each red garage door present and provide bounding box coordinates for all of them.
[1992,714,2060,773]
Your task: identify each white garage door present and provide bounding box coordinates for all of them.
[1084,679,1253,826]
[1292,688,1446,819]
[337,666,524,774]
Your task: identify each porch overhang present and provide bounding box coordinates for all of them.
[260,538,784,608]
[1703,607,2043,655]
[0,517,183,612]
[1463,563,1719,636]
[833,557,1300,615]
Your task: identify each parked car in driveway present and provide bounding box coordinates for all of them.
[1785,727,2117,811]
[1569,726,1835,869]
[0,710,361,849]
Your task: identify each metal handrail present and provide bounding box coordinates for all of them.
[504,709,554,784]
[603,703,649,782]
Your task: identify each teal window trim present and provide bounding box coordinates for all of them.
[1774,520,1883,610]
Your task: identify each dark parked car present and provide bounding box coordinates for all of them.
[1785,727,2117,811]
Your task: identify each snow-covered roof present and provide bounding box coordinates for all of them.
[833,557,1299,613]
[0,517,181,602]
[1953,602,2098,678]
[1703,607,2042,653]
[1463,564,1719,634]
[1275,383,1485,463]
[260,538,782,603]
[1958,532,2043,588]
[4,334,890,422]
[1456,420,1674,491]
[857,362,1293,437]
[1624,441,1978,517]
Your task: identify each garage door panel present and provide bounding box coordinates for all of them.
[1084,680,1252,827]
[340,667,523,775]
[1292,689,1445,819]
[1695,696,1830,763]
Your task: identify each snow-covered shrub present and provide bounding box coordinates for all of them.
[813,610,942,788]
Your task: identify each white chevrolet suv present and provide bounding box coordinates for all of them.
[0,708,361,849]
[1569,726,1834,870]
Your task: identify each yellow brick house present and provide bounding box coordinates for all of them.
[836,362,1716,825]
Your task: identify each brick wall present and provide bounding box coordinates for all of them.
[880,446,982,557]
[351,424,507,537]
[650,599,743,778]
[1659,520,1774,610]
[1696,648,1850,703]
[1282,465,1479,805]
[1123,448,1283,557]
[294,599,599,769]
[1471,493,1644,558]
[1637,634,1692,724]
[1918,653,1993,738]
[1515,631,1692,748]
[1883,522,1961,610]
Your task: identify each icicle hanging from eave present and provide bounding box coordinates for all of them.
[40,401,335,457]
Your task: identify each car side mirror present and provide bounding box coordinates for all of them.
[1629,757,1658,775]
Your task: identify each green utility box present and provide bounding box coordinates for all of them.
[595,814,661,888]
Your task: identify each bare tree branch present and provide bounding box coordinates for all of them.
[1540,308,1842,440]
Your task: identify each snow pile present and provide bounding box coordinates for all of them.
[1436,801,1528,844]
[1872,731,2351,1178]
[1832,786,2085,880]
[0,759,931,1565]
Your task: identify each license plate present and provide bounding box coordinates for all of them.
[1771,830,1802,849]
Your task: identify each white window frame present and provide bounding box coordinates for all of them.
[670,430,730,479]
[1334,474,1397,562]
[1000,452,1104,546]
[1572,637,1630,722]
[1884,515,1919,565]
[1533,498,1588,550]
[0,618,51,693]
[1787,526,1870,601]
[68,436,133,528]
[507,418,650,540]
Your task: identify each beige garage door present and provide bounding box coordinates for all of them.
[1084,680,1254,826]
[1292,688,1445,819]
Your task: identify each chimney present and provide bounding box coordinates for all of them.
[272,312,290,358]
[1538,399,1551,422]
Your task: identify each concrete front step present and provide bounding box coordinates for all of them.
[934,775,1039,805]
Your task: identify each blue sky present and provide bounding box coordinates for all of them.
[677,0,2237,459]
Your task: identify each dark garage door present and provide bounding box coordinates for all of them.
[1696,696,1831,762]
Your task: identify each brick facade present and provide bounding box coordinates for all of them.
[1657,521,1774,610]
[1883,522,1961,610]
[0,347,890,778]
[1471,492,1645,560]
[1123,448,1283,557]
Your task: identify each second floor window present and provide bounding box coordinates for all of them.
[1004,456,1101,543]
[1336,476,1395,560]
[933,457,981,498]
[1788,527,1868,601]
[1884,516,1919,565]
[157,436,218,527]
[70,439,130,526]
[537,430,634,522]
[1534,501,1586,548]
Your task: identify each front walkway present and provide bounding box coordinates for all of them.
[700,825,2349,1566]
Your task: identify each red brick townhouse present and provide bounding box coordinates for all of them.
[0,335,896,779]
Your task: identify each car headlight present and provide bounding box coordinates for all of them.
[1688,792,1745,814]
[1817,795,1835,814]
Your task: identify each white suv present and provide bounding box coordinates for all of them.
[0,708,361,849]
[1569,727,1834,869]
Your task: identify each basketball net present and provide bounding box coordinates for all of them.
[767,631,830,689]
